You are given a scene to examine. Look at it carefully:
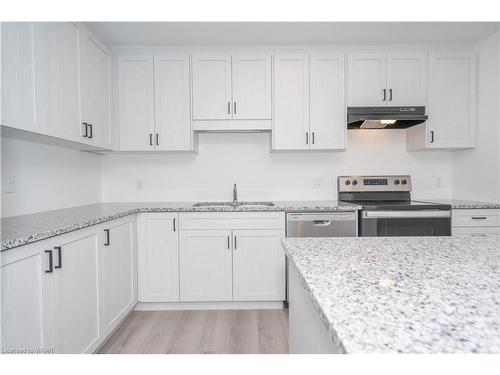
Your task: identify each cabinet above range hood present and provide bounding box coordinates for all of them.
[347,106,428,129]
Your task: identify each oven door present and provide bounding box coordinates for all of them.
[360,210,451,236]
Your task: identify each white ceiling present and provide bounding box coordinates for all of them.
[85,22,500,46]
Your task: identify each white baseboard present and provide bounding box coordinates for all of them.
[134,301,285,311]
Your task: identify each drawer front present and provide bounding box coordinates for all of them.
[179,212,285,230]
[452,209,500,227]
[452,226,500,238]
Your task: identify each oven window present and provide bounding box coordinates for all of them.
[361,217,451,237]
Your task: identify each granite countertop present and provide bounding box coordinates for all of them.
[419,199,500,209]
[1,201,359,251]
[282,236,500,353]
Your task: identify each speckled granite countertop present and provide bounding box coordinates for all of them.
[419,199,500,209]
[1,201,359,251]
[282,237,500,353]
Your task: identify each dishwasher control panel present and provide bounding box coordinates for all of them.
[286,212,357,238]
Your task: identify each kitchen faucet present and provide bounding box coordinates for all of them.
[233,183,238,205]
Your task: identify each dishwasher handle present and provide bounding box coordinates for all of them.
[312,220,332,226]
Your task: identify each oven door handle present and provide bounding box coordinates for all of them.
[363,210,451,219]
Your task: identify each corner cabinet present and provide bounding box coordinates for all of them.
[117,54,194,152]
[273,53,345,151]
[191,53,272,131]
[407,52,476,150]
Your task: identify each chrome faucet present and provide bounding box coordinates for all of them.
[233,184,238,205]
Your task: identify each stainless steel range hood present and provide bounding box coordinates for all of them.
[347,107,428,129]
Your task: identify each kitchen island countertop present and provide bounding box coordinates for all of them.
[282,236,500,353]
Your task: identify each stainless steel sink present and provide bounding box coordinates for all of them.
[193,201,275,208]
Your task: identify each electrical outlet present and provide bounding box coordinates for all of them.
[136,179,144,190]
[6,179,16,193]
[312,177,323,190]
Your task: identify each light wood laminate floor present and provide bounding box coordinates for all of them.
[98,309,289,354]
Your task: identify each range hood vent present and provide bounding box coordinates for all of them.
[347,106,428,129]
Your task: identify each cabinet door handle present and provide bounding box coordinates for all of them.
[54,246,62,269]
[82,122,88,138]
[104,229,110,246]
[156,133,159,146]
[227,235,230,250]
[88,124,93,139]
[430,130,435,143]
[471,216,488,220]
[383,89,386,101]
[173,218,176,232]
[389,88,393,101]
[45,250,53,273]
[227,101,231,115]
[149,133,153,146]
[234,235,237,250]
[234,101,237,115]
[312,132,315,145]
[305,132,309,145]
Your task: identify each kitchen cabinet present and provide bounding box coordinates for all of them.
[138,213,179,302]
[273,53,345,150]
[191,53,272,130]
[347,52,426,107]
[79,28,112,149]
[154,55,192,151]
[452,209,500,238]
[407,52,476,150]
[117,55,155,151]
[34,22,81,141]
[1,243,54,352]
[232,230,285,301]
[179,230,233,301]
[100,217,137,335]
[51,230,102,354]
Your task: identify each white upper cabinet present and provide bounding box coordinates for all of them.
[1,22,38,132]
[407,52,476,150]
[309,54,346,150]
[33,23,80,141]
[232,54,272,120]
[191,54,232,120]
[386,53,426,106]
[273,54,310,150]
[348,52,426,107]
[154,55,192,151]
[273,53,346,151]
[348,53,387,106]
[117,55,155,151]
[79,28,112,149]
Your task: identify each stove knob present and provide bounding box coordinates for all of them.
[345,180,351,185]
[394,180,400,185]
[352,180,358,186]
[401,179,407,185]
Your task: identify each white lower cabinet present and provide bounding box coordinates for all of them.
[179,230,233,301]
[138,213,179,302]
[232,230,286,301]
[100,217,137,335]
[452,209,500,238]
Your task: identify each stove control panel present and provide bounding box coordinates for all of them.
[338,175,412,193]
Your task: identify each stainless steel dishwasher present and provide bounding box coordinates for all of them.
[286,211,357,237]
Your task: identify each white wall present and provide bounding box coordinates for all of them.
[451,31,500,202]
[101,130,452,203]
[1,137,102,217]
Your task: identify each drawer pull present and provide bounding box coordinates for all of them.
[471,216,488,220]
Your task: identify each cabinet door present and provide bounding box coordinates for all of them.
[1,245,53,352]
[232,230,285,301]
[1,22,38,132]
[101,219,136,335]
[179,230,232,301]
[347,53,387,106]
[273,54,310,150]
[80,30,112,148]
[232,54,272,120]
[34,22,80,141]
[154,55,192,151]
[310,54,346,150]
[52,231,101,354]
[427,53,476,148]
[138,213,179,302]
[117,55,155,151]
[386,53,426,106]
[191,54,232,120]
